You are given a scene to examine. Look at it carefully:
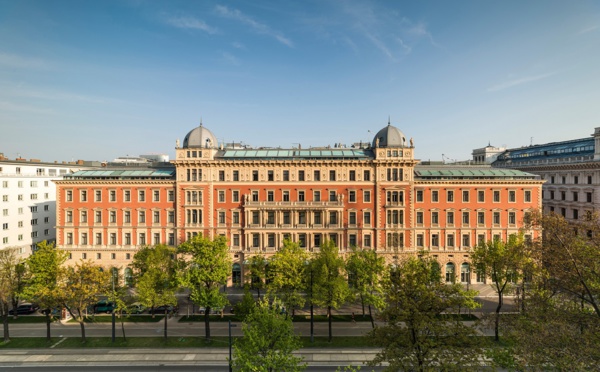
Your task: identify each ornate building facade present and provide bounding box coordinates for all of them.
[54,121,543,285]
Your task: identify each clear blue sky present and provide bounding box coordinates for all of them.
[1,0,599,163]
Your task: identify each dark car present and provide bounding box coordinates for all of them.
[93,301,115,314]
[150,305,178,314]
[9,303,39,315]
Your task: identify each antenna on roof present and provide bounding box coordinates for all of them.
[200,117,203,127]
[388,116,391,126]
[530,137,533,146]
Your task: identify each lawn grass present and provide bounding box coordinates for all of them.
[0,336,375,349]
[6,316,53,324]
[68,315,164,323]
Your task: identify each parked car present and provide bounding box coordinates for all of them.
[150,305,178,314]
[9,303,39,315]
[93,300,115,314]
[128,303,146,314]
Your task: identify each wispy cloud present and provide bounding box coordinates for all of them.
[578,25,599,35]
[364,32,394,60]
[0,53,49,69]
[487,72,557,92]
[162,15,217,34]
[0,101,54,115]
[220,51,240,66]
[214,5,293,47]
[231,41,245,50]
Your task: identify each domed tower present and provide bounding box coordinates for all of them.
[372,121,408,148]
[182,123,218,149]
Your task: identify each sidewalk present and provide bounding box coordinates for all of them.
[0,347,381,367]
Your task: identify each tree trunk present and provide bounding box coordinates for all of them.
[3,313,9,342]
[121,317,126,341]
[368,304,375,329]
[164,309,168,340]
[205,308,211,342]
[45,312,51,341]
[495,291,503,342]
[360,294,365,317]
[79,319,86,343]
[328,306,332,342]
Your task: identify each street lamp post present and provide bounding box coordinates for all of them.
[228,320,237,372]
[111,273,115,343]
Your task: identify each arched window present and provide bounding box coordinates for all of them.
[445,262,455,283]
[461,263,470,283]
[124,268,133,287]
[232,263,241,287]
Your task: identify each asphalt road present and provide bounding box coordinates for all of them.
[0,366,386,371]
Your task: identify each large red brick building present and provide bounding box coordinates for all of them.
[54,121,543,285]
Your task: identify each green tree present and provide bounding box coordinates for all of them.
[471,234,525,341]
[0,247,27,342]
[234,287,257,320]
[58,260,111,343]
[346,248,385,328]
[132,245,179,318]
[247,254,268,299]
[369,256,483,372]
[22,241,69,340]
[268,239,309,317]
[311,239,351,342]
[178,234,231,342]
[490,211,600,370]
[233,297,306,372]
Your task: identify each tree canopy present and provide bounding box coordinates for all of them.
[267,239,309,317]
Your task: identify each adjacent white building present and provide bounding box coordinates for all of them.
[0,155,92,257]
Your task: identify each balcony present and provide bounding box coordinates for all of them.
[244,200,344,208]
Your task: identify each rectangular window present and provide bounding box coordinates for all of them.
[233,234,240,246]
[253,233,260,247]
[509,211,516,225]
[493,211,500,225]
[478,211,485,225]
[283,211,291,224]
[329,190,336,202]
[139,211,146,223]
[364,235,371,247]
[509,190,516,202]
[233,190,240,202]
[524,190,531,203]
[416,190,423,202]
[95,190,101,202]
[153,190,160,202]
[66,233,73,245]
[233,211,240,224]
[431,190,439,202]
[124,233,131,245]
[298,191,305,202]
[252,211,259,225]
[573,192,579,202]
[447,211,454,225]
[66,190,73,201]
[153,211,160,223]
[478,190,485,202]
[95,211,102,223]
[314,234,322,247]
[349,234,357,247]
[314,211,322,225]
[233,170,239,181]
[588,175,593,184]
[587,192,593,203]
[349,170,356,181]
[416,234,424,247]
[110,233,116,245]
[81,233,88,245]
[329,211,338,225]
[329,170,336,181]
[124,190,131,202]
[363,170,370,181]
[268,234,275,247]
[314,170,321,181]
[462,190,469,202]
[298,170,305,181]
[447,234,454,247]
[139,233,146,245]
[168,211,174,223]
[283,191,290,202]
[168,190,174,202]
[124,211,131,223]
[267,211,275,224]
[431,234,439,247]
[462,234,470,247]
[416,211,424,224]
[573,209,579,220]
[493,190,500,202]
[81,211,87,223]
[314,190,321,202]
[462,211,469,225]
[109,190,116,202]
[431,211,439,224]
[219,170,225,181]
[219,211,226,224]
[283,170,290,181]
[268,170,274,181]
[96,233,102,245]
[363,190,371,203]
[349,211,356,225]
[66,211,73,223]
[154,233,160,245]
[110,211,117,223]
[138,190,145,202]
[363,211,371,225]
[349,190,356,202]
[218,190,225,203]
[252,170,259,181]
[447,190,454,202]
